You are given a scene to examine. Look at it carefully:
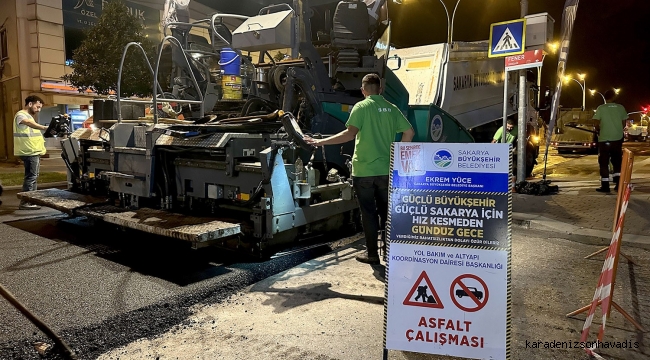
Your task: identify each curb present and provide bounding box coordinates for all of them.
[2,182,68,191]
[512,212,650,249]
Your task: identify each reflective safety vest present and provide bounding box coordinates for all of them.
[13,110,46,157]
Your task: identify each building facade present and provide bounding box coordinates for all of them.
[0,0,221,161]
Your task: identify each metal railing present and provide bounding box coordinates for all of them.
[162,13,249,54]
[117,12,284,123]
[117,42,163,122]
[116,41,203,123]
[152,35,205,122]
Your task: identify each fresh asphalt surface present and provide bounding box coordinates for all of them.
[0,211,357,360]
[6,223,645,360]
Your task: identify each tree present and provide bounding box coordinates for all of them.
[62,0,155,97]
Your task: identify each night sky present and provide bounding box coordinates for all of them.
[212,0,649,113]
[388,0,650,115]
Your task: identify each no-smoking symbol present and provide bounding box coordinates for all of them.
[450,274,489,312]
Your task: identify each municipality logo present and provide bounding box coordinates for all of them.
[430,115,444,142]
[433,149,452,168]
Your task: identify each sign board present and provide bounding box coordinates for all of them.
[489,19,526,58]
[62,0,160,35]
[505,50,544,71]
[384,143,512,359]
[386,244,508,358]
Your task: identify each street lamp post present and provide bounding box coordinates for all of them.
[449,0,462,43]
[578,73,586,111]
[435,0,463,43]
[563,74,586,110]
[589,89,606,104]
[394,0,462,43]
[589,88,621,105]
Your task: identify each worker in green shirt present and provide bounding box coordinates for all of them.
[593,89,627,193]
[305,74,415,265]
[491,118,517,144]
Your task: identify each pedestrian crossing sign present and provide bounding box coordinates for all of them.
[489,19,526,58]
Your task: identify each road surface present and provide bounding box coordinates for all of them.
[1,140,649,359]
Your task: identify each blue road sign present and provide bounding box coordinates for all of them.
[489,19,526,58]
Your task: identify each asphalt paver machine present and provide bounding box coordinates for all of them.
[20,0,402,256]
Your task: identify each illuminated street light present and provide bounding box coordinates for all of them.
[589,89,606,104]
[563,74,586,110]
[589,88,621,105]
[547,41,560,54]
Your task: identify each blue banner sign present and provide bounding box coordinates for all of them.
[391,143,511,193]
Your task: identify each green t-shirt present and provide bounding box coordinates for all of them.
[493,125,518,144]
[593,103,627,142]
[346,95,413,177]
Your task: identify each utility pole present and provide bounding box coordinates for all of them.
[516,0,528,183]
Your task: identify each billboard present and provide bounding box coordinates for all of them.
[63,0,160,32]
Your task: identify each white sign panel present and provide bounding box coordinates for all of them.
[385,142,511,360]
[386,243,508,359]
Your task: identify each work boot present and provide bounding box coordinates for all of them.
[596,181,611,193]
[19,202,41,210]
[613,176,620,192]
[356,252,380,265]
